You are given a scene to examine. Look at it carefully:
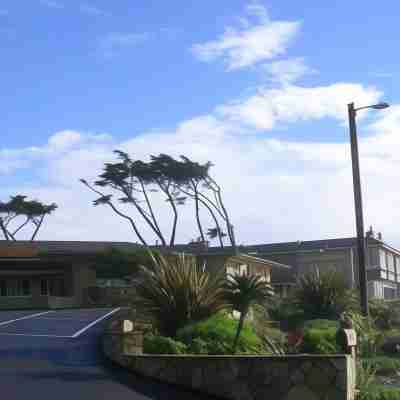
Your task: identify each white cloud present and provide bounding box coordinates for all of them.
[246,1,269,22]
[0,131,111,176]
[3,2,398,248]
[218,83,382,130]
[191,3,300,70]
[48,131,83,150]
[98,32,150,57]
[2,103,400,247]
[264,57,315,84]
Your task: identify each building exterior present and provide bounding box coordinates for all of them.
[154,242,291,290]
[240,230,400,300]
[0,241,138,310]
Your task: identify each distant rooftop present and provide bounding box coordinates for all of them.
[155,235,397,256]
[0,241,141,256]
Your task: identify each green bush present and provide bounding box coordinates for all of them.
[294,269,353,320]
[370,299,400,331]
[135,252,227,337]
[359,385,400,400]
[143,335,188,354]
[301,326,339,354]
[177,313,264,355]
[266,298,305,331]
[347,311,385,358]
[302,319,340,330]
[362,356,400,374]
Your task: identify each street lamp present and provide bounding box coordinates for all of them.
[347,101,389,316]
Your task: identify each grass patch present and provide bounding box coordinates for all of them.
[302,319,340,330]
[360,383,400,400]
[176,312,264,354]
[362,356,400,374]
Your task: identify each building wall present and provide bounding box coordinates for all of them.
[71,263,96,306]
[258,241,400,299]
[259,248,354,288]
[0,260,96,309]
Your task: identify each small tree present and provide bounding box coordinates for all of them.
[0,195,57,241]
[82,151,236,249]
[294,268,352,319]
[224,274,273,353]
[134,251,227,337]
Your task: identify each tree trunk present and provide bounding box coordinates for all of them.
[80,181,148,246]
[158,181,178,247]
[197,198,224,248]
[193,183,205,243]
[232,311,246,354]
[30,215,44,241]
[139,179,166,246]
[122,187,166,246]
[0,220,10,241]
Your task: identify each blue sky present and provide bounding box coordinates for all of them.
[1,1,400,246]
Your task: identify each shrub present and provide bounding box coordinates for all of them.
[134,252,227,337]
[301,327,339,354]
[362,356,400,375]
[223,273,273,353]
[347,311,385,358]
[370,299,400,331]
[143,335,188,354]
[266,297,305,331]
[302,319,340,330]
[357,360,378,400]
[177,313,264,355]
[294,268,353,320]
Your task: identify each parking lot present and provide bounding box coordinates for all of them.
[0,307,214,400]
[0,307,120,338]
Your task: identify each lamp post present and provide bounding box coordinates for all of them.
[347,101,389,316]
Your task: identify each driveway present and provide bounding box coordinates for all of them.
[0,308,215,399]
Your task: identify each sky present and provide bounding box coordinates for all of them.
[1,0,400,246]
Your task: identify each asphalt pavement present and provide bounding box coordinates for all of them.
[0,308,216,400]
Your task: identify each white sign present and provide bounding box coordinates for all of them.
[123,320,134,333]
[343,329,357,347]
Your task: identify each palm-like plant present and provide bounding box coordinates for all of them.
[294,268,350,319]
[134,252,228,337]
[224,273,274,354]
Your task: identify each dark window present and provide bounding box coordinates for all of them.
[41,279,48,296]
[22,280,30,296]
[0,281,6,297]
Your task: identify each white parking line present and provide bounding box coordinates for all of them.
[0,311,53,327]
[71,307,121,338]
[0,332,72,338]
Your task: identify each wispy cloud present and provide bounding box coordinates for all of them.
[79,3,109,17]
[264,57,316,84]
[39,0,64,9]
[98,32,150,57]
[191,2,300,70]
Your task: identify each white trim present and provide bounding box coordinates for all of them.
[71,307,120,338]
[0,310,53,326]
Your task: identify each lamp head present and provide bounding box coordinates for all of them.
[371,102,390,110]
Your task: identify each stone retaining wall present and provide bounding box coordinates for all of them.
[102,331,356,400]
